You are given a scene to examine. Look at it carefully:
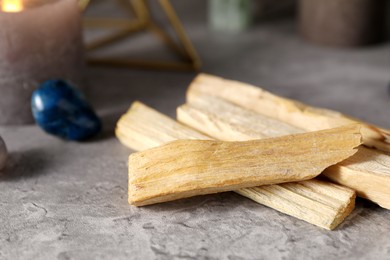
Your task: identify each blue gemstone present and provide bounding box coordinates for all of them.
[31,80,102,141]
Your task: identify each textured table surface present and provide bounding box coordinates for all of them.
[1,1,390,259]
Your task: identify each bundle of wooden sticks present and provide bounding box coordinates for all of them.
[116,74,390,230]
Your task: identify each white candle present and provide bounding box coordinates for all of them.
[0,0,84,125]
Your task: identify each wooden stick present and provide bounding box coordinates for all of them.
[116,102,209,151]
[179,95,304,141]
[324,148,390,209]
[237,180,356,230]
[187,73,390,153]
[179,94,390,209]
[117,102,357,230]
[129,125,359,206]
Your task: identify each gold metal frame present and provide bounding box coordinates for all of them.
[81,0,201,71]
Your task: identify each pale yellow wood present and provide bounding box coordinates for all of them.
[129,125,359,206]
[187,73,390,152]
[116,102,210,151]
[117,102,357,229]
[324,148,390,209]
[238,180,355,230]
[179,95,304,142]
[179,94,390,209]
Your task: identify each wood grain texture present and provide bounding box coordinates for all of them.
[129,126,359,206]
[117,102,357,229]
[238,180,356,230]
[116,102,210,151]
[178,94,304,142]
[187,73,390,153]
[179,94,390,209]
[324,147,390,209]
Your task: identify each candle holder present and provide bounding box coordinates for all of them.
[0,0,85,125]
[82,0,201,71]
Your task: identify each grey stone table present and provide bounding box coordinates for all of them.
[1,1,389,259]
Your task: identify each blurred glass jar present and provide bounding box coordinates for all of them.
[209,0,253,32]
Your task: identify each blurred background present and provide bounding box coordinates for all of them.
[83,0,390,132]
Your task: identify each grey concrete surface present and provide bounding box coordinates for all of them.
[0,1,390,259]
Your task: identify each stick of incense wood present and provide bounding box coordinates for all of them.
[117,102,358,230]
[180,93,390,209]
[187,73,390,153]
[129,125,359,206]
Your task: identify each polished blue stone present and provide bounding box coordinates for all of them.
[31,80,102,141]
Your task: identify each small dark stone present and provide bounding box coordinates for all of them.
[31,80,102,141]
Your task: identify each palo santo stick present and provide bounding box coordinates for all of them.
[238,180,355,230]
[117,102,357,229]
[116,101,210,151]
[179,95,390,209]
[178,95,304,142]
[324,149,390,209]
[129,125,359,206]
[187,73,390,152]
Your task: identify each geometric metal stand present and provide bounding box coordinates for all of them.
[81,0,201,71]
